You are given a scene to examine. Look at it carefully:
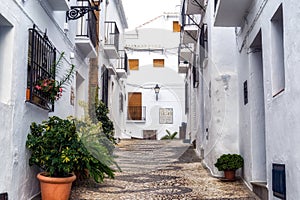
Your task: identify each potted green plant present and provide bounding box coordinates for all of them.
[214,153,244,180]
[26,116,117,200]
[160,129,178,140]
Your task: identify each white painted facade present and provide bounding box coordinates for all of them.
[186,0,300,199]
[181,0,239,176]
[98,0,128,139]
[124,14,187,140]
[0,0,98,199]
[230,1,300,199]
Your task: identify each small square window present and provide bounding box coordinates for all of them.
[153,59,164,67]
[129,59,139,70]
[173,21,181,32]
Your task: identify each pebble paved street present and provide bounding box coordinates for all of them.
[70,140,259,200]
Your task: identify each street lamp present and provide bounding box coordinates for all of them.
[154,84,160,101]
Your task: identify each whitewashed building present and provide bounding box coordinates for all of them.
[185,0,300,199]
[180,0,239,177]
[98,0,128,139]
[214,0,300,199]
[0,0,101,199]
[124,13,187,140]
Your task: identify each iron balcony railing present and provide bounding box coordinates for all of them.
[117,50,128,72]
[76,0,98,48]
[127,106,146,121]
[104,21,120,51]
[178,43,194,64]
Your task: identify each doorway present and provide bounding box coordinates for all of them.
[249,31,267,182]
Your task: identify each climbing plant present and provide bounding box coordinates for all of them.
[95,100,116,143]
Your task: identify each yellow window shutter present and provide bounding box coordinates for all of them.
[129,59,139,70]
[153,59,164,67]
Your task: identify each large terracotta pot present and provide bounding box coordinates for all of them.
[37,172,76,200]
[224,170,236,181]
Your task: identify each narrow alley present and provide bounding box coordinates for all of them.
[1,0,298,199]
[70,140,258,199]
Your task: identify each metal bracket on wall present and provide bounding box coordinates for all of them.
[66,6,99,20]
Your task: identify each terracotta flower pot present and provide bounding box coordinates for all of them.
[37,172,76,200]
[224,170,236,181]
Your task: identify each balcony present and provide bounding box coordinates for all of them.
[179,43,194,63]
[181,13,200,44]
[214,0,252,27]
[116,50,128,78]
[182,0,205,15]
[75,0,98,58]
[127,106,146,122]
[47,0,69,11]
[105,64,116,76]
[178,61,189,74]
[103,21,120,59]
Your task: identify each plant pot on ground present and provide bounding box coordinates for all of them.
[26,116,118,200]
[214,153,244,181]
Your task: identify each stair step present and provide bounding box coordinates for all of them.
[251,182,268,200]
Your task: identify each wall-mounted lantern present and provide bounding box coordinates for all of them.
[154,84,160,101]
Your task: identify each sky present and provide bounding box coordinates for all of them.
[122,0,181,30]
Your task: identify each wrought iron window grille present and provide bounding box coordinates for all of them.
[26,25,57,111]
[118,50,128,72]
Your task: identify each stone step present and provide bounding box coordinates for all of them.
[251,181,268,200]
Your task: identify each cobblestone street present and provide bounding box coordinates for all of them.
[70,140,259,200]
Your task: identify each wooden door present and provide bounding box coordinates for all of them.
[128,92,142,120]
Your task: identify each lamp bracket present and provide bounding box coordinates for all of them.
[67,6,99,21]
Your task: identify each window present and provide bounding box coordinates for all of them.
[244,80,248,105]
[173,21,181,32]
[129,59,139,70]
[185,82,189,114]
[199,24,208,67]
[153,59,164,67]
[272,164,286,199]
[26,25,56,111]
[271,5,285,97]
[119,93,124,112]
[101,66,109,107]
[0,16,13,104]
[192,55,199,88]
[128,92,142,120]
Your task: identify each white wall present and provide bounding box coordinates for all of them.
[98,0,128,138]
[125,22,186,139]
[0,0,89,199]
[236,0,300,198]
[194,0,239,176]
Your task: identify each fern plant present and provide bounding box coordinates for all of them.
[34,52,75,102]
[160,129,178,140]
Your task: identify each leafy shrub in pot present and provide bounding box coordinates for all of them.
[214,154,244,171]
[26,116,117,181]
